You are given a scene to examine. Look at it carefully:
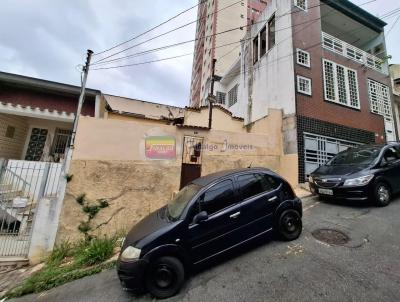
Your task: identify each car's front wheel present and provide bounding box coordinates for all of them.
[374,182,391,207]
[145,256,185,299]
[277,209,302,241]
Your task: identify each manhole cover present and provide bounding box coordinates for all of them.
[312,229,349,245]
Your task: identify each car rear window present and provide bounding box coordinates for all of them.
[237,173,278,200]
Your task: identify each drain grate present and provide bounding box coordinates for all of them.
[312,229,349,245]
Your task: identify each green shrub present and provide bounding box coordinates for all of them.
[98,199,109,208]
[78,221,91,233]
[76,193,86,205]
[65,174,73,183]
[47,241,72,266]
[82,204,100,219]
[77,237,116,266]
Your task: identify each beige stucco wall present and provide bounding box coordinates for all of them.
[0,113,29,160]
[57,109,297,242]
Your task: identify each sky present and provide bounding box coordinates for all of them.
[0,0,399,108]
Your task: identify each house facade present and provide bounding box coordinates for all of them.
[209,0,397,183]
[0,72,101,162]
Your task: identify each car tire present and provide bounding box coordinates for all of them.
[145,256,185,299]
[277,209,302,241]
[374,182,391,207]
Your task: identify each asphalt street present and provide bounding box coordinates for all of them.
[10,196,400,302]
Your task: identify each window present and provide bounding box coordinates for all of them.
[260,27,267,57]
[5,126,15,139]
[294,0,307,10]
[200,179,236,215]
[228,84,238,107]
[322,59,360,109]
[237,173,276,200]
[297,75,312,96]
[268,15,275,50]
[25,128,48,161]
[296,49,310,67]
[382,147,400,164]
[216,91,226,105]
[253,36,259,64]
[368,79,392,117]
[51,128,72,157]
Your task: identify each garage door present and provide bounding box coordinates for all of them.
[304,133,361,178]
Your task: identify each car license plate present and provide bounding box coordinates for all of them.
[318,188,333,196]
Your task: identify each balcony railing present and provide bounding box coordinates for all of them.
[322,32,384,73]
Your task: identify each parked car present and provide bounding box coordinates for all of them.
[309,143,400,206]
[117,168,302,298]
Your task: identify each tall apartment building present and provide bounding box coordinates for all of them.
[189,0,268,107]
[211,0,398,183]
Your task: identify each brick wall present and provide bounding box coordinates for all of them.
[0,113,29,160]
[296,115,376,182]
[291,0,386,141]
[0,85,95,116]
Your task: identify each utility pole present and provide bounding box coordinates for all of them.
[70,49,93,149]
[208,58,217,129]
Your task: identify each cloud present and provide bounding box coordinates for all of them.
[0,0,196,106]
[0,0,398,109]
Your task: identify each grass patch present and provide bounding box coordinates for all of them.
[6,237,118,299]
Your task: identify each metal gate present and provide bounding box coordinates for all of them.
[304,133,360,178]
[180,136,203,189]
[0,159,63,257]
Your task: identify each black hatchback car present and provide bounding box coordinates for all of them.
[117,168,302,298]
[309,143,400,206]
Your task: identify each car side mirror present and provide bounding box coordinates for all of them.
[193,211,208,224]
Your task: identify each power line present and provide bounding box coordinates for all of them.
[91,53,193,70]
[92,0,242,64]
[387,14,400,36]
[91,1,397,71]
[93,0,208,57]
[91,0,385,68]
[91,0,332,66]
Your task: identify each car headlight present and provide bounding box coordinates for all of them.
[120,246,141,261]
[343,175,374,187]
[308,175,314,183]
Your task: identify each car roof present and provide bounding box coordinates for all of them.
[191,168,270,186]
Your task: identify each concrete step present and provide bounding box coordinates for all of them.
[0,257,29,268]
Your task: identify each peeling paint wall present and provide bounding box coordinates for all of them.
[56,109,297,242]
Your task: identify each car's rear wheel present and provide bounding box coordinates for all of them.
[145,256,184,299]
[277,209,302,241]
[374,182,391,207]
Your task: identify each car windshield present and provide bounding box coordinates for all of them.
[167,183,202,221]
[327,146,382,166]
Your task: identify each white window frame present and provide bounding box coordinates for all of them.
[322,59,360,109]
[367,79,392,118]
[296,48,310,68]
[297,75,312,96]
[294,0,307,11]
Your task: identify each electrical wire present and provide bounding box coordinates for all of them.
[91,0,383,68]
[91,0,398,72]
[88,0,400,73]
[386,14,400,36]
[93,0,208,57]
[92,0,241,64]
[90,0,330,66]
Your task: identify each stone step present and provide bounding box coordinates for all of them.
[0,257,29,268]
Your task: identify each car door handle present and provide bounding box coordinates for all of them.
[230,212,241,219]
[268,196,278,202]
